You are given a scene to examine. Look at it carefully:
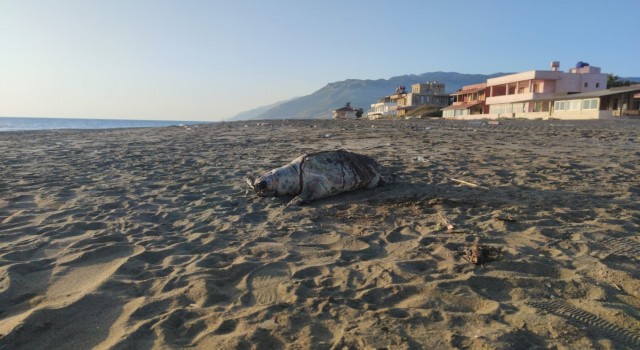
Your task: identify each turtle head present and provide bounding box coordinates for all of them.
[246,164,300,197]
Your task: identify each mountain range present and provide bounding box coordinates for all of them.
[228,72,640,121]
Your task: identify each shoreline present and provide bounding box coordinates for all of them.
[2,116,640,133]
[0,116,212,133]
[1,118,639,349]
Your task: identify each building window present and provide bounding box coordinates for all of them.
[533,102,543,112]
[582,99,598,110]
[533,83,540,93]
[490,104,517,115]
[596,83,600,88]
[584,82,588,88]
[567,100,581,110]
[518,87,525,94]
[514,104,524,113]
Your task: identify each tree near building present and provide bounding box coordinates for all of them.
[607,74,632,88]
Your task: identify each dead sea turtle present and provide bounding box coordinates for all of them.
[246,150,394,205]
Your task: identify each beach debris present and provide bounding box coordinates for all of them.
[493,215,516,222]
[544,238,564,247]
[246,149,394,206]
[450,178,490,190]
[462,242,502,265]
[436,212,454,231]
[413,156,429,162]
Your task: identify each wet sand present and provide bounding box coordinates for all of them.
[1,118,639,349]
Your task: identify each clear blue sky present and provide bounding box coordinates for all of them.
[1,0,638,121]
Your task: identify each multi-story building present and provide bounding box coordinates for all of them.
[485,61,607,118]
[388,82,449,117]
[442,83,487,118]
[443,61,640,120]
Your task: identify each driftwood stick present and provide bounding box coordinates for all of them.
[450,178,490,190]
[436,212,454,230]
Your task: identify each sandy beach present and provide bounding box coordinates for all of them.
[1,118,639,349]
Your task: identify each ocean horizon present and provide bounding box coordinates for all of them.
[0,116,210,132]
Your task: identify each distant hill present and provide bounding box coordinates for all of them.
[229,72,508,120]
[227,97,298,121]
[229,72,640,121]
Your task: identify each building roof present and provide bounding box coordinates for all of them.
[552,84,640,100]
[442,102,482,110]
[334,102,355,112]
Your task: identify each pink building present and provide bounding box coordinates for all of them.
[484,61,607,118]
[442,61,640,120]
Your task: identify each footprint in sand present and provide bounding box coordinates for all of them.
[385,225,420,243]
[244,263,291,305]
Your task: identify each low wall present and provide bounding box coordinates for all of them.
[550,110,601,120]
[443,111,617,120]
[443,112,549,120]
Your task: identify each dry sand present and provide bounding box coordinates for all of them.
[0,118,639,349]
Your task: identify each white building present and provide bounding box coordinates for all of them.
[367,97,397,119]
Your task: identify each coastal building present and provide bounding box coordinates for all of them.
[387,82,449,117]
[484,61,607,118]
[367,97,397,119]
[545,84,640,119]
[332,102,357,119]
[442,83,487,118]
[443,61,640,120]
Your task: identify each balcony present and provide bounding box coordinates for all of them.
[486,92,557,105]
[389,93,407,100]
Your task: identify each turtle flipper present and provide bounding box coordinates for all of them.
[287,191,313,206]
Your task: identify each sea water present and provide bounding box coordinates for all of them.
[0,117,208,132]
